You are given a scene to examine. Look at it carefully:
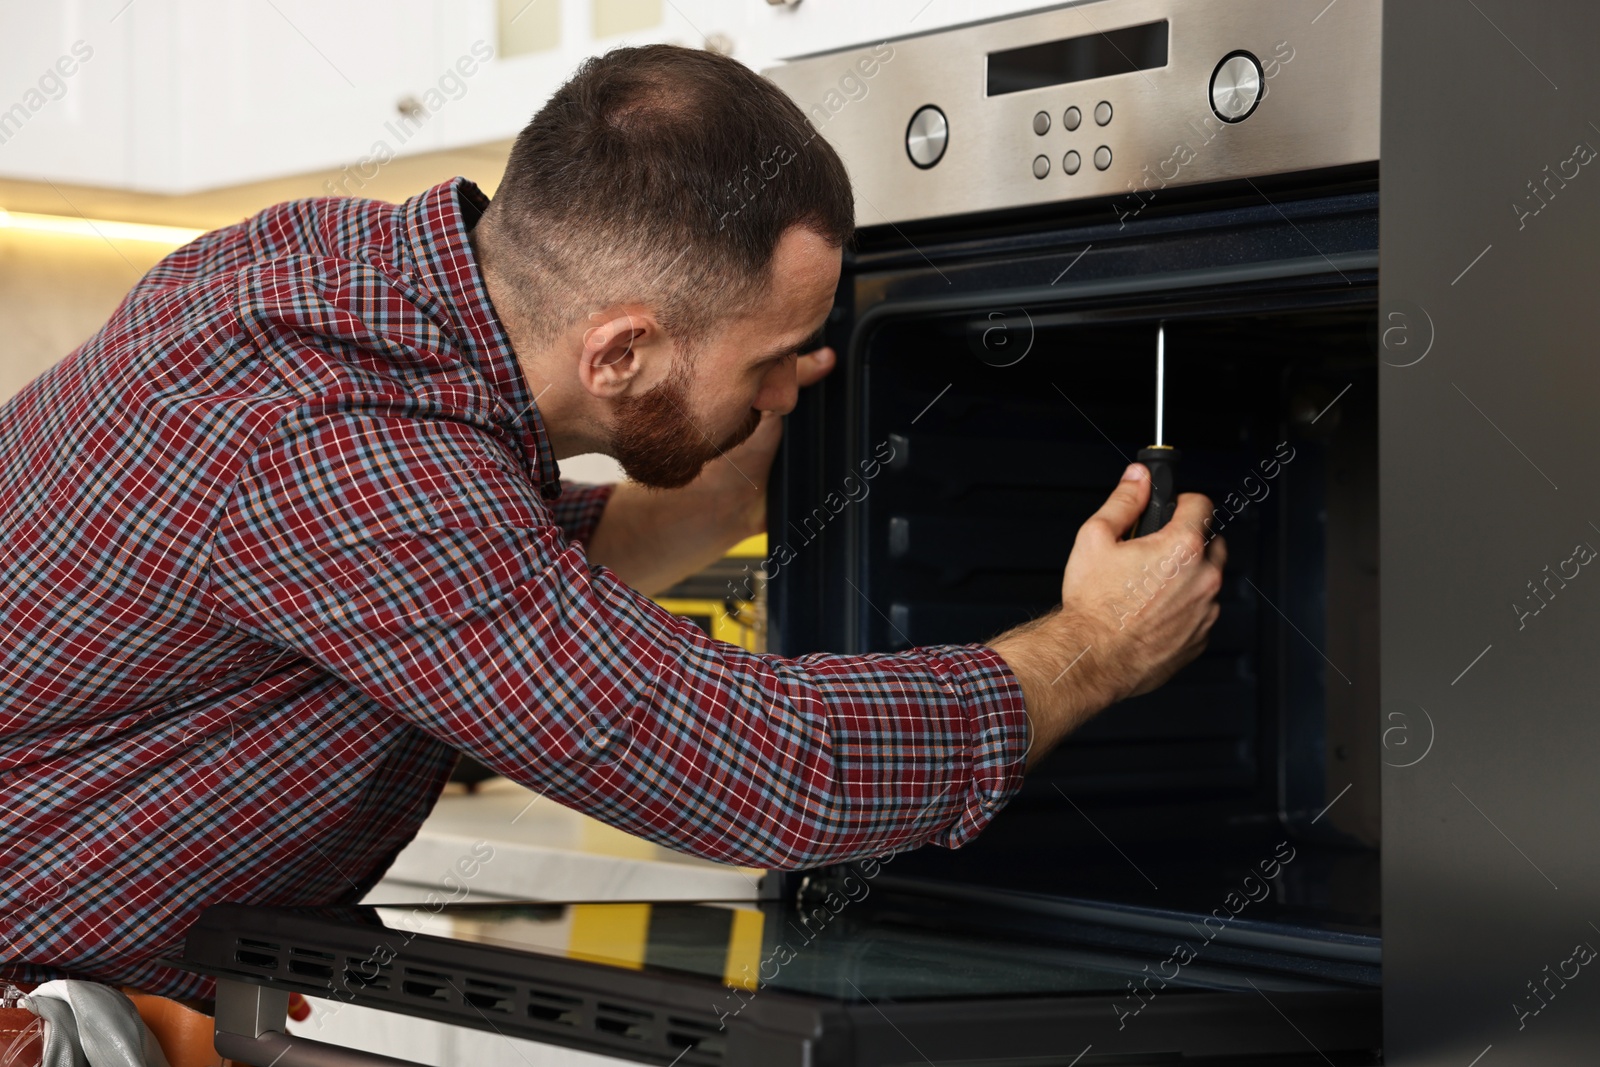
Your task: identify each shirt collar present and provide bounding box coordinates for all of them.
[400,177,564,500]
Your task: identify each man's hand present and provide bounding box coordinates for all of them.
[990,463,1226,770]
[585,347,836,595]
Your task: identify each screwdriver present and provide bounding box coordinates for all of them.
[1135,323,1180,537]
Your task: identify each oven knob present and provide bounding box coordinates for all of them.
[1210,51,1263,122]
[905,105,948,168]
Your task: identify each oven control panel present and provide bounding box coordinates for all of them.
[1020,96,1118,182]
[763,0,1378,227]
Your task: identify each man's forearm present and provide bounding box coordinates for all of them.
[989,610,1123,771]
[585,479,761,595]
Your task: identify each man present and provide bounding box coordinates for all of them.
[0,44,1223,1005]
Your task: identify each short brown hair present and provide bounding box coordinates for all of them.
[477,44,854,347]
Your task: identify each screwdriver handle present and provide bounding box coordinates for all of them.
[1134,446,1181,537]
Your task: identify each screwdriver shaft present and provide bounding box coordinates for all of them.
[1155,323,1165,447]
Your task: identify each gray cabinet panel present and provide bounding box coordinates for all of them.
[1381,3,1600,1062]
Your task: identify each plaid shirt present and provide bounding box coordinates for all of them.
[0,178,1029,998]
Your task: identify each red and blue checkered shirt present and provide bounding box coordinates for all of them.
[0,178,1029,998]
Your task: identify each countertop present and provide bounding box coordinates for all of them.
[363,775,766,906]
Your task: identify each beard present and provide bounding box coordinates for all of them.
[609,368,763,490]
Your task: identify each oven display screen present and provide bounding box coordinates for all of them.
[986,20,1169,96]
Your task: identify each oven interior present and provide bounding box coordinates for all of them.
[784,286,1382,978]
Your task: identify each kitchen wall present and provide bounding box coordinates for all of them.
[0,227,166,403]
[0,142,506,406]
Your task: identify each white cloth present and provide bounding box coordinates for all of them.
[26,982,171,1067]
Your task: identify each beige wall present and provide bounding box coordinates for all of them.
[0,140,512,406]
[0,231,169,404]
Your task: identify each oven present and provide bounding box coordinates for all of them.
[761,0,1383,1057]
[181,2,1600,1064]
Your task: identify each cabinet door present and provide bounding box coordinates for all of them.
[0,4,135,187]
[429,0,763,160]
[0,0,774,193]
[748,0,1060,62]
[1380,3,1600,1062]
[159,0,435,191]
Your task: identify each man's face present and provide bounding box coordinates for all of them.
[609,226,842,489]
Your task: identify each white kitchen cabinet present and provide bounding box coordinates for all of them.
[747,0,1062,62]
[154,0,439,190]
[0,0,437,191]
[405,0,767,165]
[0,1,136,188]
[0,0,768,193]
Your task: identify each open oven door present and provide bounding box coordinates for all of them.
[181,891,1379,1067]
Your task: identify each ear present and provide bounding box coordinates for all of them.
[578,307,662,399]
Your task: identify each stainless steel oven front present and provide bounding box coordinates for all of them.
[759,0,1388,1062]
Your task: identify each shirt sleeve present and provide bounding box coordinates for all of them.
[203,407,1029,869]
[549,481,612,546]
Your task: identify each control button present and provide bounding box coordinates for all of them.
[1210,51,1263,122]
[1032,154,1051,179]
[1063,106,1081,131]
[905,105,949,168]
[1093,145,1112,170]
[1062,150,1081,175]
[1032,110,1050,135]
[1094,100,1113,126]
